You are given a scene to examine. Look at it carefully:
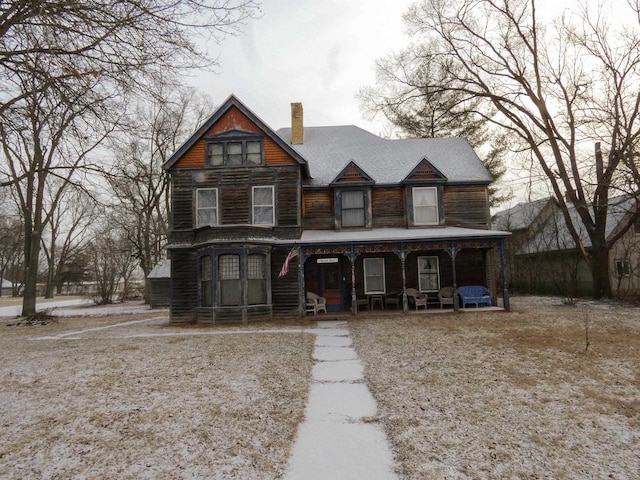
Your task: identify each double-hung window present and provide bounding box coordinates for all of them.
[219,254,241,306]
[247,254,267,304]
[341,190,366,228]
[253,186,275,226]
[616,260,631,277]
[196,188,218,228]
[200,256,212,307]
[413,187,439,225]
[418,256,440,291]
[363,258,386,294]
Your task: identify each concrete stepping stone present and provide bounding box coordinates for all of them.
[315,335,352,347]
[285,421,397,480]
[313,346,358,361]
[312,359,364,382]
[305,383,377,422]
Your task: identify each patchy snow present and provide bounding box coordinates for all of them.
[0,298,93,317]
[2,296,638,479]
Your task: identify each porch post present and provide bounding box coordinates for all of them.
[347,247,358,315]
[393,245,408,313]
[298,249,308,317]
[445,244,461,312]
[497,240,510,311]
[401,249,408,313]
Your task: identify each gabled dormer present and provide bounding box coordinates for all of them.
[331,161,374,231]
[403,158,448,227]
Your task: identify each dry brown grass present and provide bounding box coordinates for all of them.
[350,299,640,479]
[0,315,314,479]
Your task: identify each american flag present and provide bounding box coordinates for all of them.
[278,248,299,277]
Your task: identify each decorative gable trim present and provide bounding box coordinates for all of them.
[402,158,448,184]
[330,160,375,185]
[163,94,310,177]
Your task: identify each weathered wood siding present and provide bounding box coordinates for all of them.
[149,279,170,308]
[271,248,301,317]
[302,189,334,230]
[372,188,404,228]
[169,250,198,324]
[443,185,490,229]
[169,165,301,241]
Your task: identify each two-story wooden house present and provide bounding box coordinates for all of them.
[163,95,509,324]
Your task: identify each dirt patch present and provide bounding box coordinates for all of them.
[350,299,640,479]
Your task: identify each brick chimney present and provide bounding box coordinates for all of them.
[291,102,303,144]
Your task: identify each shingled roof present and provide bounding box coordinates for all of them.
[276,125,492,186]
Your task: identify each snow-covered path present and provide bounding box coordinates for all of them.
[285,320,398,480]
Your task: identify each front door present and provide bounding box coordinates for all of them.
[319,262,344,312]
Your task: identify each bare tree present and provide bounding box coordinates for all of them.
[88,227,138,305]
[0,61,114,316]
[360,41,510,206]
[107,85,213,302]
[0,0,259,118]
[0,0,260,316]
[40,186,97,298]
[387,0,640,297]
[0,193,23,296]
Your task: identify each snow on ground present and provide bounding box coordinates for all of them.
[0,295,638,479]
[0,314,314,479]
[350,296,640,479]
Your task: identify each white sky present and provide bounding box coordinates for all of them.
[190,0,415,135]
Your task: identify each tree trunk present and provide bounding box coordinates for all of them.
[21,231,41,317]
[590,246,612,299]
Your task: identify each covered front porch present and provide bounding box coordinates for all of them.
[284,227,510,315]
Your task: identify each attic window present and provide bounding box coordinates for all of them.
[206,139,263,166]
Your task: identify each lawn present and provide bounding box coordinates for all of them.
[350,297,640,479]
[1,297,638,479]
[0,314,314,479]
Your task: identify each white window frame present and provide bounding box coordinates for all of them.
[196,188,218,228]
[418,256,440,292]
[252,186,275,226]
[412,186,439,226]
[363,258,386,294]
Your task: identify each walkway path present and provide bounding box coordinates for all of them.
[285,320,398,480]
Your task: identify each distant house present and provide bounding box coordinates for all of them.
[1,279,12,297]
[493,196,640,298]
[147,259,171,308]
[162,95,509,324]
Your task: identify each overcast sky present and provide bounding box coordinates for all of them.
[190,0,415,135]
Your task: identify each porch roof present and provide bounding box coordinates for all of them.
[283,227,510,246]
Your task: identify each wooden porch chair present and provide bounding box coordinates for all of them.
[406,288,427,310]
[437,286,455,309]
[306,292,327,315]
